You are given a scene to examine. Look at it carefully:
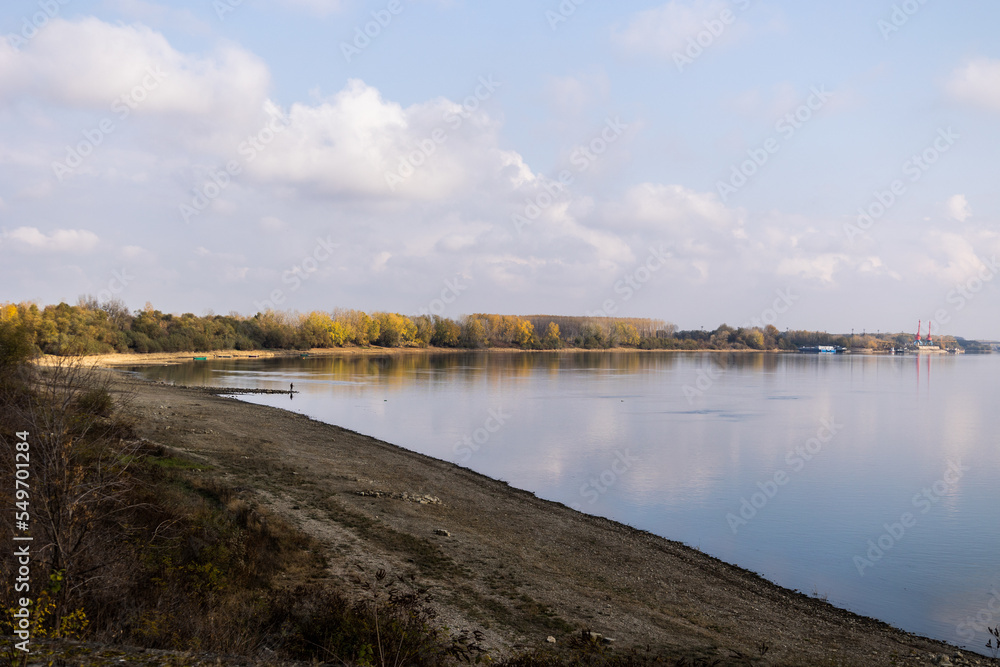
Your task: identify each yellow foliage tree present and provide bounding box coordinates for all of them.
[612,321,640,347]
[543,322,561,348]
[512,318,535,347]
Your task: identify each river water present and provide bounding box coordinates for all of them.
[135,351,1000,654]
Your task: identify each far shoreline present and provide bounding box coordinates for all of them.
[35,345,796,368]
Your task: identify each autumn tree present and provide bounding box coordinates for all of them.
[334,309,380,346]
[298,312,338,348]
[542,322,562,349]
[373,313,417,348]
[461,317,487,348]
[0,303,37,370]
[611,322,640,347]
[427,316,459,347]
[410,315,435,347]
[742,328,766,350]
[710,324,736,348]
[510,318,535,347]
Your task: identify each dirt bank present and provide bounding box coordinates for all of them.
[109,372,980,667]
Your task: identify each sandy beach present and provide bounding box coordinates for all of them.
[91,361,988,667]
[33,347,469,368]
[33,345,771,369]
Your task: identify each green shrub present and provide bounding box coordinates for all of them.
[76,387,114,418]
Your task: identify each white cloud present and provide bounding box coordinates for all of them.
[775,253,847,284]
[545,72,610,118]
[612,0,744,59]
[947,194,971,222]
[608,183,745,239]
[260,216,287,232]
[3,227,99,253]
[0,13,992,335]
[760,239,848,285]
[855,256,901,280]
[119,245,155,261]
[224,266,250,282]
[918,231,1000,285]
[244,79,526,201]
[947,58,1000,112]
[17,181,55,199]
[371,251,392,272]
[0,18,270,124]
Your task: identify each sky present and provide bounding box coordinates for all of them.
[1,0,999,338]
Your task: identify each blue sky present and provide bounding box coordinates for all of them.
[2,0,999,337]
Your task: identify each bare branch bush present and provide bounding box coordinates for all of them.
[0,358,143,636]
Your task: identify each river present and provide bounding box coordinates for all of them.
[135,350,1000,654]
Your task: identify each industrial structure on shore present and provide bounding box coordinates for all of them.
[797,321,961,354]
[913,320,947,354]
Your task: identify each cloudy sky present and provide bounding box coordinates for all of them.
[1,0,999,337]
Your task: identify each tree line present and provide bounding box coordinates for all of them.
[0,299,961,357]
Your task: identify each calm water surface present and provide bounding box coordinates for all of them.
[136,352,1000,653]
